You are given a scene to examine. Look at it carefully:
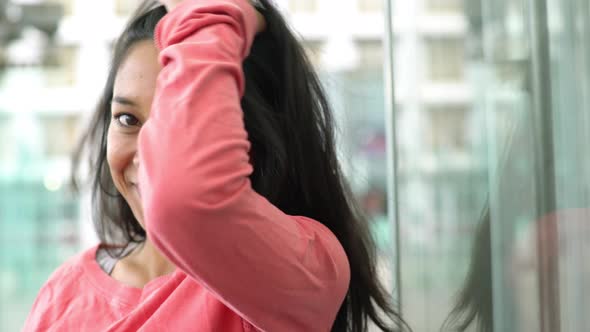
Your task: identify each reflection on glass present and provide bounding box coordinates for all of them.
[425,38,465,82]
[388,0,590,331]
[426,0,464,13]
[288,0,318,13]
[358,0,383,12]
[115,0,137,16]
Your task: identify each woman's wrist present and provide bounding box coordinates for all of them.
[160,0,266,32]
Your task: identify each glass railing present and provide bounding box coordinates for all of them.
[386,0,590,331]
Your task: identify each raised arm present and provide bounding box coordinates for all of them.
[137,1,350,330]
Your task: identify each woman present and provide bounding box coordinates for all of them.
[24,0,407,331]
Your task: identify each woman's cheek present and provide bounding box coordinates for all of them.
[106,131,135,183]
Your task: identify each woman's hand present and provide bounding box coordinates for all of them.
[159,0,266,33]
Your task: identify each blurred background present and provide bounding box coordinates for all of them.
[1,0,589,331]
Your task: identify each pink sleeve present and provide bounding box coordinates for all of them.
[137,1,350,331]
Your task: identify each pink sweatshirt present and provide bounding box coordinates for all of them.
[22,1,350,331]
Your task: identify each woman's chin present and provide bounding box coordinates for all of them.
[126,195,145,227]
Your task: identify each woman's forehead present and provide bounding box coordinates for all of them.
[113,41,161,106]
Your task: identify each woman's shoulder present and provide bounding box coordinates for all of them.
[23,245,100,330]
[29,245,98,304]
[43,245,98,286]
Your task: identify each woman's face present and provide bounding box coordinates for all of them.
[108,40,161,226]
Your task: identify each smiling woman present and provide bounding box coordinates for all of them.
[108,41,160,225]
[21,0,409,331]
[106,41,176,288]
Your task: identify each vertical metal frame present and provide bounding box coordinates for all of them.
[527,0,560,330]
[383,0,402,310]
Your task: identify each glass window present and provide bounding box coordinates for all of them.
[39,114,81,157]
[0,180,80,330]
[0,115,11,164]
[43,45,78,87]
[115,0,137,17]
[288,0,317,13]
[302,40,323,68]
[358,0,383,13]
[425,38,465,82]
[48,0,75,17]
[425,0,464,13]
[386,0,590,330]
[426,106,469,153]
[0,3,83,330]
[357,40,383,70]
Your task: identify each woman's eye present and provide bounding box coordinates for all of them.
[114,114,140,127]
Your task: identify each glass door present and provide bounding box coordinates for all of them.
[385,0,590,331]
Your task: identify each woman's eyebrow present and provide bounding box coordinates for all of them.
[112,96,138,107]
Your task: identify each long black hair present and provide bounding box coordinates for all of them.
[441,207,493,332]
[72,1,409,331]
[441,114,538,331]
